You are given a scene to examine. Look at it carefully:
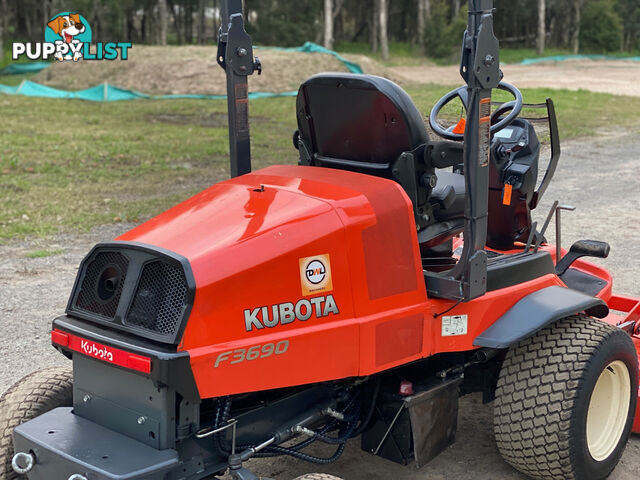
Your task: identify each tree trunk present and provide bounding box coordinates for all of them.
[197,0,205,44]
[158,0,168,45]
[425,0,431,20]
[324,0,333,49]
[127,9,137,42]
[167,0,182,44]
[379,0,389,61]
[417,0,425,55]
[0,11,3,63]
[572,0,581,54]
[1,0,7,44]
[454,0,461,18]
[371,0,379,53]
[141,8,147,43]
[185,1,193,44]
[536,0,545,55]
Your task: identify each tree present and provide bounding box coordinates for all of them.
[158,0,168,45]
[453,0,461,19]
[536,0,545,55]
[417,0,432,56]
[197,0,205,44]
[371,0,379,52]
[324,0,333,49]
[379,0,389,60]
[580,0,622,52]
[417,0,426,54]
[572,0,584,54]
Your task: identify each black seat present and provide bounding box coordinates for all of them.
[295,73,428,177]
[295,73,465,248]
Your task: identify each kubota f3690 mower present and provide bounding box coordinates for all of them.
[2,1,639,479]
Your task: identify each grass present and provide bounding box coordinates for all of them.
[24,248,64,258]
[336,41,428,66]
[1,84,640,242]
[0,73,35,86]
[498,48,577,64]
[335,42,640,66]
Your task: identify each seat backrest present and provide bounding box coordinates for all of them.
[296,73,429,178]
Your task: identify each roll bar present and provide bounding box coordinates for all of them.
[424,0,500,301]
[218,0,261,177]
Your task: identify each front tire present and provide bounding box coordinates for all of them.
[0,367,73,480]
[494,315,638,480]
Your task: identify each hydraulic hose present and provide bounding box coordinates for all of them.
[350,377,381,437]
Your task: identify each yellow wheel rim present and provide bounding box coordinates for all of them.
[586,360,631,461]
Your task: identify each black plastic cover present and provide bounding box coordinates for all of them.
[473,285,609,348]
[66,241,196,345]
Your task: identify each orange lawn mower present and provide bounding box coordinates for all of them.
[2,1,639,480]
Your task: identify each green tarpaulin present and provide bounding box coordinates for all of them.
[0,62,51,75]
[0,80,298,102]
[519,54,640,65]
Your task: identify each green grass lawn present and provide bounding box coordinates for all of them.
[1,85,640,241]
[335,42,640,66]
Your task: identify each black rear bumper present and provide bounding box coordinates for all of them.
[13,408,179,480]
[52,315,199,401]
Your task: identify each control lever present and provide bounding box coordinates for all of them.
[556,240,610,275]
[533,200,559,253]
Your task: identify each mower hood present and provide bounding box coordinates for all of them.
[115,165,427,355]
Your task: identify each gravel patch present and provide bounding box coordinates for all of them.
[393,59,640,97]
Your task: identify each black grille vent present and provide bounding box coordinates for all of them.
[125,261,188,336]
[75,252,129,319]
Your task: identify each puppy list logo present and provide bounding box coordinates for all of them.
[12,12,131,63]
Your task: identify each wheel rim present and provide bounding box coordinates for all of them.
[586,360,631,461]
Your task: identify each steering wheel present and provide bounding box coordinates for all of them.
[429,82,523,141]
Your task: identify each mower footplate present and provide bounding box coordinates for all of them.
[13,407,179,480]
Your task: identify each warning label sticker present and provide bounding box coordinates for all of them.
[442,314,468,336]
[478,97,491,167]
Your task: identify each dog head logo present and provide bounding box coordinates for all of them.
[13,13,130,62]
[45,12,92,62]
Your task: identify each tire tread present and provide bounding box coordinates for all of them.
[494,315,630,479]
[0,367,72,480]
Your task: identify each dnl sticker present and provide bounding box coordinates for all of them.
[299,254,333,296]
[442,314,468,336]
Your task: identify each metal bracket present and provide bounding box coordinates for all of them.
[218,0,260,178]
[554,204,576,263]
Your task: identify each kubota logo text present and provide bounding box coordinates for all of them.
[80,339,114,362]
[244,295,339,331]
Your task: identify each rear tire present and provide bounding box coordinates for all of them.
[0,367,73,480]
[494,315,638,480]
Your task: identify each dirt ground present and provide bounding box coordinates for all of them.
[0,128,638,479]
[392,59,640,97]
[32,45,401,95]
[33,47,640,99]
